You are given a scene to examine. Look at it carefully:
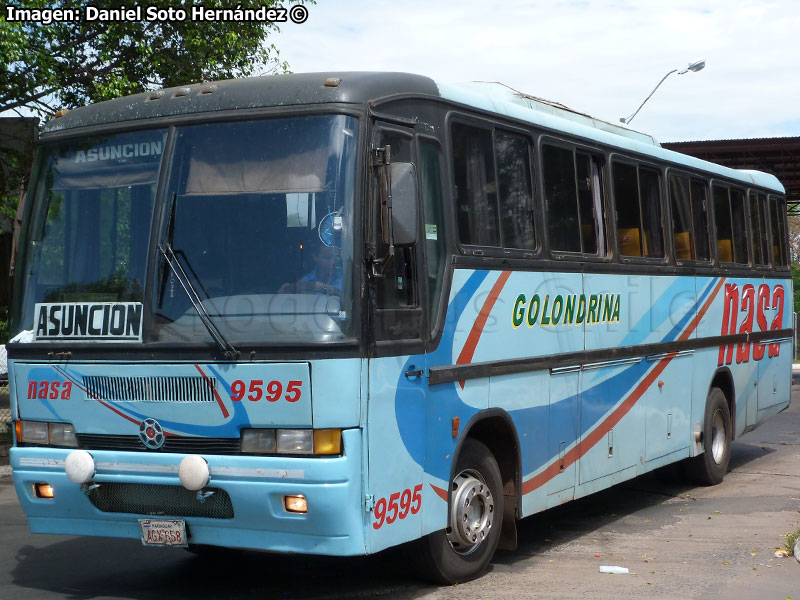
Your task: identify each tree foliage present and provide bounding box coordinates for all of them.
[0,0,301,116]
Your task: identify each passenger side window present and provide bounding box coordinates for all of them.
[691,179,711,261]
[542,144,606,255]
[613,162,664,258]
[669,173,710,262]
[496,131,535,250]
[769,195,789,267]
[730,189,747,264]
[713,184,747,264]
[452,123,535,251]
[749,191,770,266]
[452,124,499,246]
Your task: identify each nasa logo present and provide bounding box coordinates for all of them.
[139,418,165,450]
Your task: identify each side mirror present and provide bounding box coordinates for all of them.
[390,162,418,246]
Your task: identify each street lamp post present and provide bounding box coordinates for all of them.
[620,58,706,125]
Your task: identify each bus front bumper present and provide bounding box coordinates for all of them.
[10,428,366,556]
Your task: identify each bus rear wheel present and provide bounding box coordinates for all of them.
[689,387,731,485]
[411,438,503,584]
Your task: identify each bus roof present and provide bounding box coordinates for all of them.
[42,71,784,194]
[435,80,784,193]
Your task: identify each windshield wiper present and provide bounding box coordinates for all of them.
[157,194,239,359]
[158,244,239,359]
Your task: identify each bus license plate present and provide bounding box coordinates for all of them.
[139,519,188,547]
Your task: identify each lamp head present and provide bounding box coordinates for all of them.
[688,58,706,72]
[678,58,706,75]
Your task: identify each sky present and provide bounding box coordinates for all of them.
[272,0,800,143]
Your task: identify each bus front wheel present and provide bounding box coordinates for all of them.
[689,387,731,485]
[411,438,503,584]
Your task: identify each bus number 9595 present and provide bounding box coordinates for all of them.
[230,379,303,403]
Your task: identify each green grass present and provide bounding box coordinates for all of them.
[783,528,800,554]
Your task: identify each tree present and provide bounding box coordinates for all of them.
[0,0,305,117]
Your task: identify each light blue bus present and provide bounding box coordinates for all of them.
[9,72,792,583]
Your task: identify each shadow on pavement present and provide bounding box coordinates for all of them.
[492,442,772,570]
[11,537,432,600]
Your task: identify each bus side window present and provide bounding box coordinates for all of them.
[730,188,748,264]
[419,141,446,331]
[670,174,694,260]
[713,184,747,264]
[576,152,606,256]
[691,178,711,261]
[543,145,605,256]
[495,131,535,250]
[638,167,664,258]
[543,144,581,253]
[749,191,769,266]
[451,123,501,247]
[769,195,789,267]
[613,162,664,259]
[670,174,710,262]
[613,162,642,257]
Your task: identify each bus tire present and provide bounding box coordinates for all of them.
[411,438,502,584]
[689,387,731,486]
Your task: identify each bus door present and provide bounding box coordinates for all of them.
[642,276,694,462]
[365,122,428,552]
[549,367,579,500]
[580,274,646,486]
[544,274,582,501]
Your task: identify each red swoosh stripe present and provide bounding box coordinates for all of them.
[430,483,448,502]
[195,364,230,419]
[520,277,726,495]
[456,270,512,388]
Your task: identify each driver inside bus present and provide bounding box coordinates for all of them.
[278,239,342,296]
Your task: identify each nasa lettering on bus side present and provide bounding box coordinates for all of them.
[34,302,143,342]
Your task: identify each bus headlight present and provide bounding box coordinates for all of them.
[241,429,277,453]
[49,423,78,447]
[277,429,313,454]
[240,428,342,455]
[17,421,48,444]
[15,420,79,448]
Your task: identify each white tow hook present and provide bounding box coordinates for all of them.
[178,455,210,491]
[65,450,96,484]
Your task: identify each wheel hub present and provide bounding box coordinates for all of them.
[710,408,726,464]
[447,470,494,554]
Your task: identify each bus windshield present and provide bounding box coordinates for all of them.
[14,114,358,345]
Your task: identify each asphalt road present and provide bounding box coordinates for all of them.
[1,390,798,600]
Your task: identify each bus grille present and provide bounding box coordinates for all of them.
[87,483,234,519]
[77,434,241,454]
[82,375,217,403]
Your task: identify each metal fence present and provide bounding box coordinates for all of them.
[795,312,799,361]
[0,345,8,430]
